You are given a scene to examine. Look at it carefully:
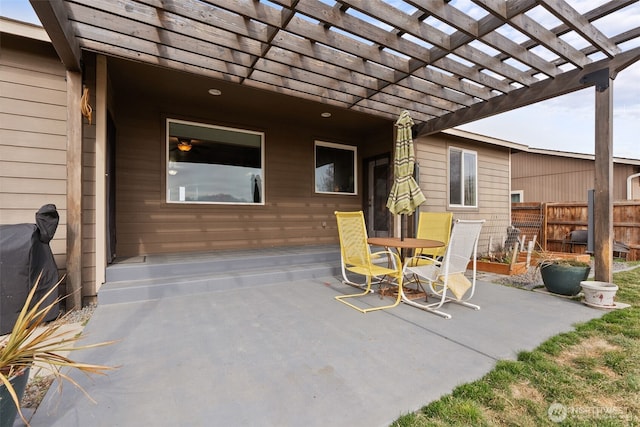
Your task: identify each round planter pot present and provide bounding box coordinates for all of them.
[540,263,591,296]
[0,367,30,427]
[581,281,618,308]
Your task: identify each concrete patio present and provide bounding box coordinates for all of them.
[27,262,605,427]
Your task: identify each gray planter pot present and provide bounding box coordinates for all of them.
[0,367,30,427]
[540,262,591,296]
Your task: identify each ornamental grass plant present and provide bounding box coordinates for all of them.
[0,275,116,426]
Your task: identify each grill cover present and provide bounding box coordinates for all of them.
[0,204,60,334]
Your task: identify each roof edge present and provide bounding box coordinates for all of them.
[444,128,529,151]
[0,16,49,42]
[523,147,640,165]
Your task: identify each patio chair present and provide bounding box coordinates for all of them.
[334,211,404,313]
[412,211,453,265]
[402,219,485,319]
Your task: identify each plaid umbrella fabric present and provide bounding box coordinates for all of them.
[386,111,426,238]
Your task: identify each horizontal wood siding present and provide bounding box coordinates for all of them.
[415,133,511,254]
[113,84,388,256]
[0,33,67,269]
[511,151,638,202]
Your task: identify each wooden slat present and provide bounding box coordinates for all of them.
[418,46,640,135]
[0,146,66,164]
[539,0,620,57]
[295,0,431,63]
[29,0,81,70]
[0,66,67,92]
[505,12,590,68]
[0,97,66,120]
[340,0,450,49]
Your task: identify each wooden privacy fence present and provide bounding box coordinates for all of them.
[512,202,640,261]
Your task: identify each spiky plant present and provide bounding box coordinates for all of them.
[0,274,116,426]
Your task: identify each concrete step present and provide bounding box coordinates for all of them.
[99,246,341,305]
[105,245,340,283]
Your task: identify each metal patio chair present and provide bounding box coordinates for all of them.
[402,219,485,319]
[334,211,404,313]
[411,211,453,265]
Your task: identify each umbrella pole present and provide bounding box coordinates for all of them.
[401,215,405,241]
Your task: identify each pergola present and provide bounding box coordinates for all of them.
[31,0,640,299]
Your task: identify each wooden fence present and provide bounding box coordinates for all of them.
[512,202,640,261]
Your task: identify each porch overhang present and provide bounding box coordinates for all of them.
[29,0,640,131]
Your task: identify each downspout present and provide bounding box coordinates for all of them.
[627,173,640,200]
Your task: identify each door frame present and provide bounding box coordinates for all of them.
[363,153,392,237]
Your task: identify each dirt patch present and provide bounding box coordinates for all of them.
[554,336,622,381]
[510,380,544,403]
[555,337,620,369]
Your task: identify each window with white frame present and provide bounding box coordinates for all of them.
[314,141,357,195]
[511,191,523,203]
[449,147,477,207]
[166,119,264,204]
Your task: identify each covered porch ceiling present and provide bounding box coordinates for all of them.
[31,0,640,137]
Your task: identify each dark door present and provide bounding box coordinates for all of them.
[364,154,391,237]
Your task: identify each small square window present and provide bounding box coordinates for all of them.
[315,141,357,195]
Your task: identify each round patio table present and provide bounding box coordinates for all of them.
[367,237,444,260]
[367,237,445,298]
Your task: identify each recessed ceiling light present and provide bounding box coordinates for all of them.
[321,112,331,118]
[208,88,222,96]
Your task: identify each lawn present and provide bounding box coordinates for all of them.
[391,264,640,426]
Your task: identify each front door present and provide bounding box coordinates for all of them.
[364,155,391,237]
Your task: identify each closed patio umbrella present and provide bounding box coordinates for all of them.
[386,110,426,240]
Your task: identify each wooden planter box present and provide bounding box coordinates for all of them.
[517,251,591,266]
[469,260,529,275]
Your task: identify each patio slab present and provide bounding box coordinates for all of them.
[28,277,605,427]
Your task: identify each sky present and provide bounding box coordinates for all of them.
[1,0,638,159]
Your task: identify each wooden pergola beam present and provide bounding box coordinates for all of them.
[29,0,81,71]
[417,46,640,136]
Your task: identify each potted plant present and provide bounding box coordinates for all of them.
[0,275,116,427]
[539,258,591,296]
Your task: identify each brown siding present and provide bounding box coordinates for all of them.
[415,133,512,255]
[0,33,67,268]
[416,134,511,217]
[112,79,390,256]
[511,151,638,202]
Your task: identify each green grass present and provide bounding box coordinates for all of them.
[391,264,640,427]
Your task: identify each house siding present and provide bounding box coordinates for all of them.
[511,151,639,202]
[0,32,68,269]
[111,77,391,256]
[416,133,511,217]
[415,133,511,255]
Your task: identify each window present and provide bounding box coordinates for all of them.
[449,147,477,207]
[166,119,264,204]
[511,191,523,203]
[315,141,357,195]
